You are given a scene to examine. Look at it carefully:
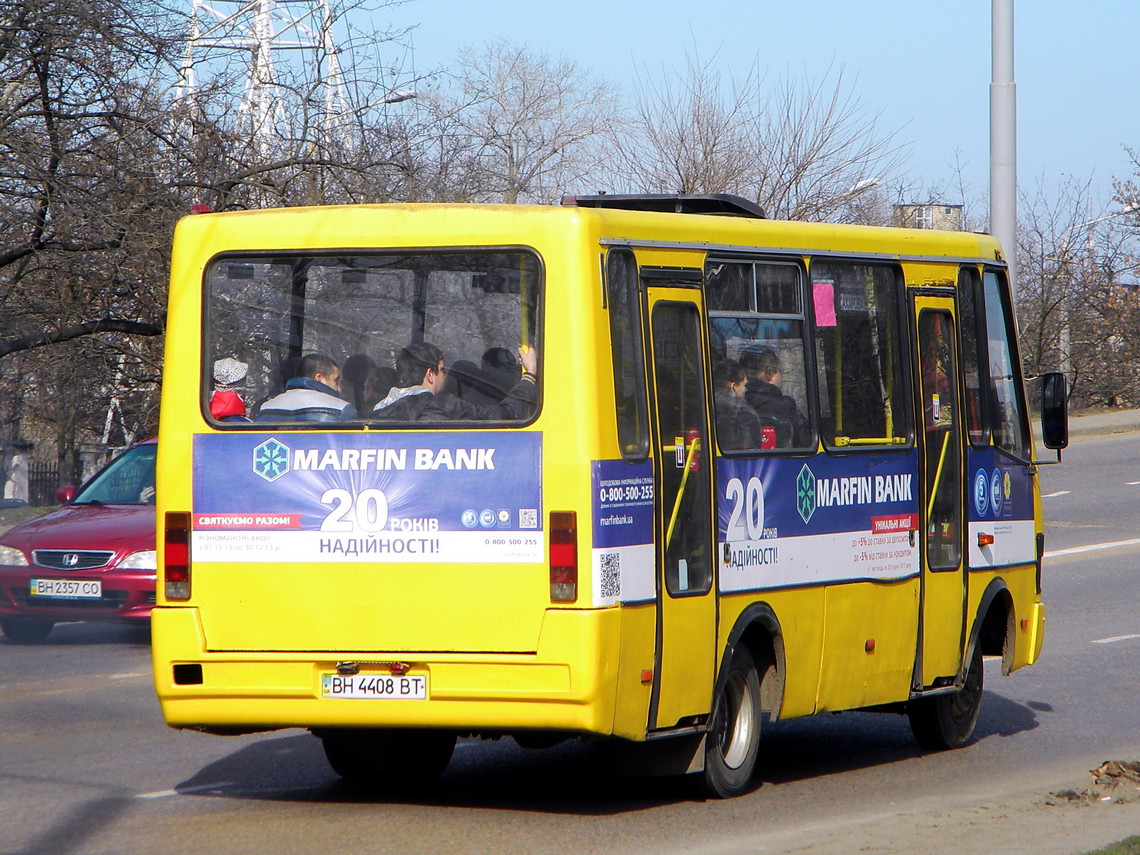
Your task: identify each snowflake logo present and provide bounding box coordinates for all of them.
[253,438,290,482]
[796,464,816,524]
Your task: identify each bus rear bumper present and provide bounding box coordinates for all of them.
[151,605,623,736]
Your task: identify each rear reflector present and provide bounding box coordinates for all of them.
[549,511,578,602]
[164,511,191,600]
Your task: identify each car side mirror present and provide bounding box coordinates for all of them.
[55,485,76,504]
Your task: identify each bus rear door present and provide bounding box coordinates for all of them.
[645,290,717,729]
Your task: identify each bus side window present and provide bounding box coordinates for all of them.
[606,248,649,459]
[958,267,989,446]
[982,269,1030,458]
[811,261,911,448]
[707,259,814,452]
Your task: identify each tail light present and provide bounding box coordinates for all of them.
[164,511,192,600]
[549,511,578,602]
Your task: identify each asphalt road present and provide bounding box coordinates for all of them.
[1,430,1138,854]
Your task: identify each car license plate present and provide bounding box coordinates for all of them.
[30,578,102,599]
[321,673,427,700]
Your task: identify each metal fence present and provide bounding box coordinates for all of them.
[27,460,59,507]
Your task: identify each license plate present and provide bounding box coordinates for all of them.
[30,578,102,599]
[321,673,427,700]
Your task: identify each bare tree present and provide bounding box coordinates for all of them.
[612,56,907,223]
[417,41,621,204]
[1018,174,1140,408]
[0,0,416,483]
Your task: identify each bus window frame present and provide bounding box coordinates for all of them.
[705,254,818,455]
[605,248,651,460]
[200,246,546,431]
[978,265,1032,465]
[806,256,915,455]
[957,265,992,450]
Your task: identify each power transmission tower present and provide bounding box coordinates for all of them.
[176,0,346,155]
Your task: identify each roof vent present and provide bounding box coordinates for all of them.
[561,193,766,219]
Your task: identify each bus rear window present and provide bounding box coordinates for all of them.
[205,251,542,427]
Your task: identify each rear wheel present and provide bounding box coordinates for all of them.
[701,645,763,798]
[908,644,984,750]
[319,728,456,791]
[0,617,55,644]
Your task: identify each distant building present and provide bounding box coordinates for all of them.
[893,203,964,231]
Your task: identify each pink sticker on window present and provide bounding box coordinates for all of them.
[813,281,837,326]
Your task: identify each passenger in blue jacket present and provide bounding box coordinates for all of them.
[255,354,357,422]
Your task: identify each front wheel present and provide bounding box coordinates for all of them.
[701,645,763,798]
[907,644,984,750]
[0,617,55,644]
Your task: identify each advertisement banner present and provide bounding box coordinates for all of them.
[591,459,656,604]
[192,432,542,563]
[716,452,922,591]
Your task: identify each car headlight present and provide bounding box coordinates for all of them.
[119,550,157,571]
[0,544,29,566]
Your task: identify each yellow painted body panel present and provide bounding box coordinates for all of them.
[154,605,621,733]
[816,580,921,711]
[610,603,656,739]
[718,587,825,720]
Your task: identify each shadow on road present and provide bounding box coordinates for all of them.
[170,689,1040,815]
[0,621,151,648]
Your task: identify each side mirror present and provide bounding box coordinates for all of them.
[1040,372,1068,450]
[55,485,76,504]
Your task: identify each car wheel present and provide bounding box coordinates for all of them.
[0,617,55,644]
[701,645,763,798]
[908,644,984,750]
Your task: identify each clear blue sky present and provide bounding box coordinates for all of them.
[383,0,1138,209]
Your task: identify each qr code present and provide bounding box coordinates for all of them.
[519,508,538,529]
[599,552,621,599]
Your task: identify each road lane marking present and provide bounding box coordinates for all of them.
[1041,490,1070,498]
[1092,634,1140,644]
[1046,537,1140,558]
[137,782,236,799]
[1127,481,1140,486]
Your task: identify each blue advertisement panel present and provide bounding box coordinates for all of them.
[964,446,1035,568]
[590,459,656,605]
[715,451,922,591]
[192,432,542,563]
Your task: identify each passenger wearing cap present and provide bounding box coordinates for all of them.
[210,357,250,422]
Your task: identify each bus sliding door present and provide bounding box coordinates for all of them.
[913,294,967,686]
[645,293,717,729]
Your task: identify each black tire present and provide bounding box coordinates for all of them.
[908,644,984,750]
[702,645,763,798]
[319,728,456,791]
[0,617,55,644]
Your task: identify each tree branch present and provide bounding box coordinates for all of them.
[0,318,163,359]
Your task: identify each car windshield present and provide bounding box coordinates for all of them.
[72,444,157,506]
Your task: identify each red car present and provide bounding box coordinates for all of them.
[0,440,156,643]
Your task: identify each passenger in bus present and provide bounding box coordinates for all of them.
[451,347,519,405]
[254,353,357,422]
[362,364,398,411]
[209,356,250,422]
[370,341,537,421]
[740,349,808,447]
[713,359,761,451]
[340,353,376,415]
